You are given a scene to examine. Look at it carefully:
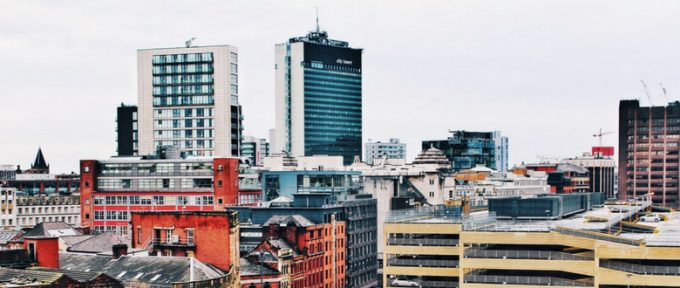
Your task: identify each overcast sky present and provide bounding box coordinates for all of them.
[2,0,680,173]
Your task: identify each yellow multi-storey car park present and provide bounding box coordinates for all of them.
[383,195,680,288]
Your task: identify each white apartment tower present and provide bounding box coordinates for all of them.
[137,45,243,157]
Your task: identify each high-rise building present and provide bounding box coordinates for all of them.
[137,45,242,157]
[116,104,138,156]
[275,26,363,165]
[493,131,509,171]
[619,100,680,206]
[365,138,406,165]
[423,130,507,171]
[240,135,269,166]
[268,128,277,155]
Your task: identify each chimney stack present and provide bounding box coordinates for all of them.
[112,244,128,259]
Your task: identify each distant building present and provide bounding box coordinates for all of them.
[6,149,79,195]
[79,155,239,235]
[423,130,508,171]
[261,170,362,202]
[137,45,243,157]
[0,165,17,181]
[365,138,406,165]
[116,104,138,156]
[15,194,80,228]
[618,99,680,206]
[241,135,269,166]
[275,26,363,165]
[130,210,240,273]
[563,151,616,199]
[521,163,590,193]
[0,187,16,229]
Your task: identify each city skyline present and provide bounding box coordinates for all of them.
[3,1,680,173]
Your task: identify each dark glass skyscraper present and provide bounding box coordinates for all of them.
[275,28,363,165]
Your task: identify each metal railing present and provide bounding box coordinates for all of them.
[464,248,590,261]
[464,275,592,287]
[387,238,459,247]
[387,238,459,246]
[388,279,459,288]
[554,227,643,246]
[387,258,459,268]
[151,237,195,247]
[601,260,680,276]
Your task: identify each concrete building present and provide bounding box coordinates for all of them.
[241,135,270,166]
[130,210,240,273]
[15,194,80,228]
[423,130,508,171]
[137,44,242,157]
[365,138,406,165]
[619,99,680,207]
[563,151,617,199]
[383,195,680,288]
[116,103,138,156]
[79,155,239,235]
[274,26,363,165]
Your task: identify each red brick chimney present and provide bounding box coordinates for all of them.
[112,244,128,259]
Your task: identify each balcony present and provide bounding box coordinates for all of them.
[464,274,592,287]
[151,237,195,247]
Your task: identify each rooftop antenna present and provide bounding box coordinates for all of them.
[185,37,196,48]
[315,7,320,32]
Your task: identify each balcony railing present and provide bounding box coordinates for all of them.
[601,260,680,276]
[387,238,459,247]
[464,275,592,287]
[151,237,195,247]
[464,248,590,261]
[387,258,459,268]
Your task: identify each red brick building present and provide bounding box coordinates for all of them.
[79,156,239,235]
[241,215,346,288]
[130,211,240,273]
[524,163,590,193]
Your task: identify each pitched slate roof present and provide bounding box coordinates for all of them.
[19,222,80,241]
[59,253,225,285]
[0,267,64,285]
[239,258,278,276]
[0,231,21,245]
[29,267,118,284]
[67,233,128,254]
[60,235,94,248]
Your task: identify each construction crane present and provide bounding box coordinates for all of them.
[593,128,613,147]
[641,80,653,106]
[660,83,669,103]
[185,37,196,48]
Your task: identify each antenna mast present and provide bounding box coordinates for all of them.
[315,7,320,32]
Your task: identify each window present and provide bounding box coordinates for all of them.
[186,229,194,245]
[153,196,164,205]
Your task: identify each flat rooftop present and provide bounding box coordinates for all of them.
[387,201,680,247]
